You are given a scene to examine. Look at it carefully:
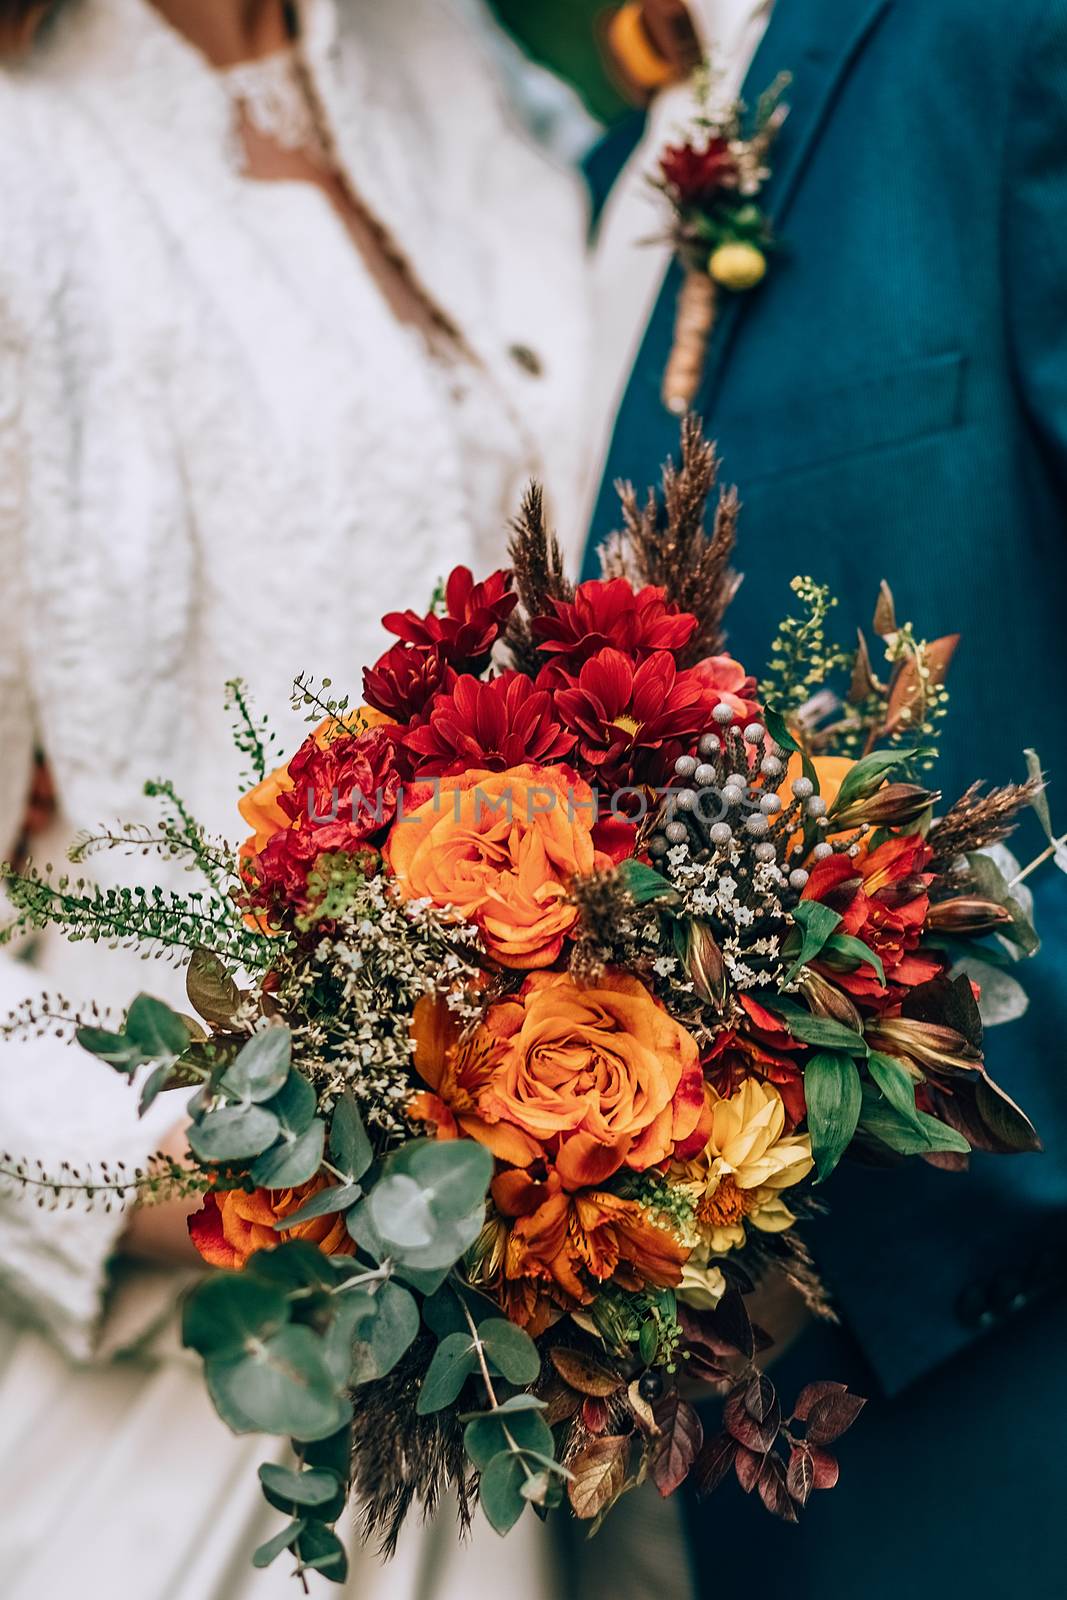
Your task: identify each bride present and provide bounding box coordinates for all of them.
[0,0,586,1593]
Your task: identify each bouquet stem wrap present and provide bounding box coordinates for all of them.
[663,269,717,415]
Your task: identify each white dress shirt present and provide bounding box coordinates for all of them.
[585,0,775,511]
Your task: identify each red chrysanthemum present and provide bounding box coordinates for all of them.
[802,834,943,1003]
[382,566,517,672]
[533,578,698,668]
[242,726,402,917]
[659,137,740,208]
[362,640,455,724]
[548,647,718,789]
[402,672,576,777]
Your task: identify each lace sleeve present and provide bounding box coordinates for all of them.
[0,228,187,1363]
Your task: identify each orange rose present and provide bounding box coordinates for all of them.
[187,1177,356,1270]
[384,764,607,969]
[479,971,704,1183]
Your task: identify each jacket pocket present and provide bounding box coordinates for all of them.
[726,350,967,486]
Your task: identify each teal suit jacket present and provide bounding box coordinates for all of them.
[584,0,1067,1402]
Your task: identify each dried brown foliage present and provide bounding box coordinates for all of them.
[599,415,741,663]
[503,483,574,675]
[927,776,1044,869]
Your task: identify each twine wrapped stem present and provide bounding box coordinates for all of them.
[662,269,717,415]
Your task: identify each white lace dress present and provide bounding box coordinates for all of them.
[0,0,587,1592]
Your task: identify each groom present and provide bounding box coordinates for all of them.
[583,0,1067,1591]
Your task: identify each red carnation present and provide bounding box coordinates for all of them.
[403,672,576,777]
[382,566,517,672]
[243,726,401,918]
[533,578,698,668]
[362,640,455,724]
[549,647,717,789]
[659,137,739,208]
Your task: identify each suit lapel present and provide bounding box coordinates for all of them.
[695,0,894,410]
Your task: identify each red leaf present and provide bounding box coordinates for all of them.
[745,1373,778,1425]
[581,1397,610,1434]
[786,1444,814,1505]
[650,1393,704,1496]
[734,1444,763,1493]
[757,1454,798,1522]
[791,1380,847,1421]
[809,1446,840,1490]
[694,1433,736,1497]
[805,1390,866,1445]
[709,1286,755,1360]
[724,1387,780,1452]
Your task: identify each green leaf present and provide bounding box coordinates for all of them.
[1024,749,1053,840]
[264,1068,318,1137]
[763,706,800,754]
[125,994,191,1059]
[258,1464,340,1509]
[821,932,886,987]
[75,1026,145,1074]
[302,1423,353,1481]
[415,1331,479,1415]
[221,1028,292,1103]
[274,1182,362,1230]
[479,1450,529,1535]
[479,1318,541,1385]
[329,1091,374,1183]
[205,1325,353,1440]
[368,1174,434,1250]
[367,1140,493,1270]
[246,1240,342,1293]
[763,998,868,1055]
[785,900,842,982]
[615,859,681,906]
[139,1061,177,1116]
[296,1522,348,1580]
[464,1408,554,1471]
[387,1139,494,1221]
[250,1119,326,1189]
[459,1393,548,1421]
[858,1086,971,1157]
[252,1519,305,1569]
[966,851,1040,956]
[830,749,917,814]
[867,1052,923,1128]
[344,1198,453,1293]
[187,1104,281,1163]
[344,1281,420,1386]
[187,947,243,1029]
[182,1273,290,1359]
[804,1051,863,1181]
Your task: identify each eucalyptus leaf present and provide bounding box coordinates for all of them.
[222,1027,292,1104]
[187,1104,281,1163]
[264,1066,318,1137]
[252,1520,305,1570]
[479,1318,541,1385]
[275,1182,362,1231]
[345,1281,420,1386]
[182,1273,290,1360]
[950,955,1030,1026]
[464,1408,554,1472]
[251,1119,326,1189]
[344,1198,453,1294]
[367,1174,434,1251]
[966,850,1040,957]
[206,1325,353,1441]
[479,1450,528,1535]
[125,994,191,1060]
[139,1061,177,1116]
[804,1051,863,1181]
[385,1139,494,1221]
[258,1463,341,1509]
[329,1091,374,1183]
[75,1026,145,1074]
[296,1522,348,1580]
[246,1239,343,1293]
[415,1331,479,1415]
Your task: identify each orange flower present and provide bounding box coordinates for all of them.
[780,752,853,815]
[384,764,607,969]
[479,971,705,1183]
[485,1164,687,1334]
[187,1178,356,1270]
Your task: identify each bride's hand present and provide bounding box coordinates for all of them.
[121,1121,203,1267]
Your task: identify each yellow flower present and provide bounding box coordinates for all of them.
[677,1250,727,1311]
[675,1079,814,1253]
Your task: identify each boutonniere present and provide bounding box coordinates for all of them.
[654,71,791,414]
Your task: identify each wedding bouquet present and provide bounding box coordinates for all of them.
[2,423,1046,1585]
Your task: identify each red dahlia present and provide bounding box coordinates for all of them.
[533,578,698,667]
[659,137,739,208]
[402,672,576,777]
[362,640,455,723]
[382,566,517,672]
[548,647,717,789]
